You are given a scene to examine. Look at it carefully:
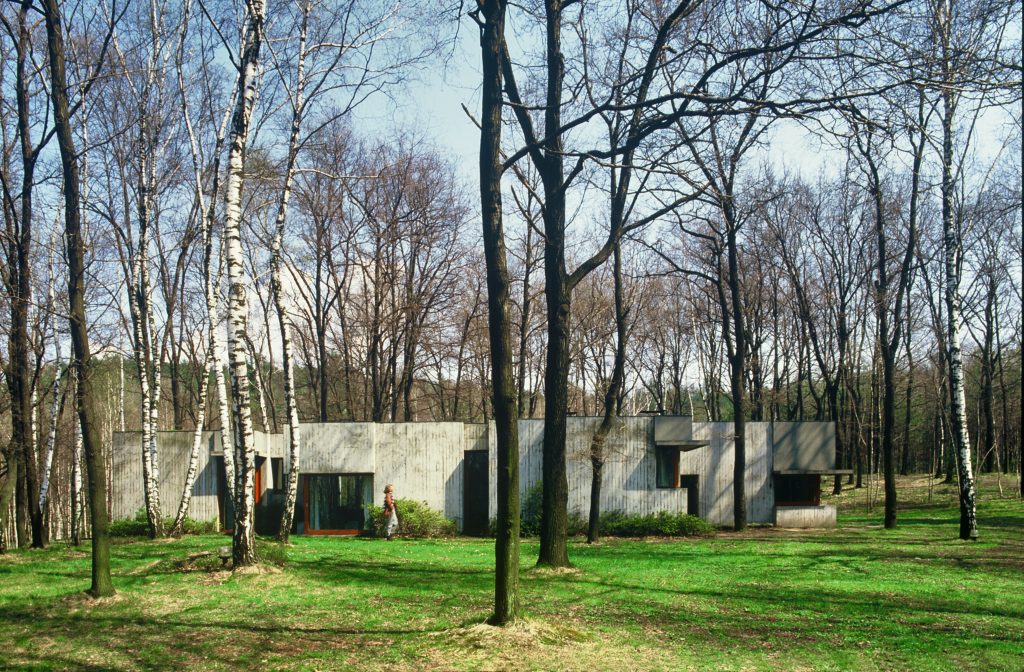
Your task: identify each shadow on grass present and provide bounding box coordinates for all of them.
[539,567,1024,625]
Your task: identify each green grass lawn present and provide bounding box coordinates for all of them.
[1,475,1022,671]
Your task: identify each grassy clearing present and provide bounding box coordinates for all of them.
[1,475,1021,671]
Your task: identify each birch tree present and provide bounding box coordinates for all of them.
[176,0,237,501]
[222,0,267,567]
[0,0,50,549]
[925,0,1019,539]
[37,242,65,523]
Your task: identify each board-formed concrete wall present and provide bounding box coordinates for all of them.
[677,422,775,526]
[772,422,836,472]
[113,418,835,530]
[775,505,837,528]
[290,423,376,474]
[493,417,689,523]
[374,422,467,528]
[112,431,221,522]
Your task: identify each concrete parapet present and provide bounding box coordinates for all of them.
[774,504,837,528]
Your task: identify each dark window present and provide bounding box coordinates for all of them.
[656,447,680,488]
[271,458,285,492]
[304,474,374,533]
[774,474,821,506]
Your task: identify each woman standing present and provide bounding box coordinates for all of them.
[383,484,398,541]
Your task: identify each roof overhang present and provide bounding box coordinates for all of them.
[653,416,708,450]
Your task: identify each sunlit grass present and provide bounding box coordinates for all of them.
[1,475,1021,670]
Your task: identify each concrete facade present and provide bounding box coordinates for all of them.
[111,417,839,531]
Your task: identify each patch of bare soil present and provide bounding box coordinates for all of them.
[528,565,582,576]
[232,563,283,576]
[423,619,666,672]
[198,570,233,586]
[58,592,125,609]
[447,620,565,647]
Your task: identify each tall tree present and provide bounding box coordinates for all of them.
[42,0,116,596]
[473,0,520,625]
[223,0,267,567]
[0,0,49,548]
[927,0,1017,538]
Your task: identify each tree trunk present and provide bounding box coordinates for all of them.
[38,310,64,529]
[587,242,627,544]
[272,1,310,542]
[5,2,42,549]
[70,381,84,547]
[43,0,115,594]
[940,89,977,540]
[170,351,212,536]
[478,0,521,624]
[224,0,267,567]
[724,213,747,532]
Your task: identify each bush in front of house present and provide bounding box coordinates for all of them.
[367,499,457,538]
[109,508,218,537]
[598,510,713,537]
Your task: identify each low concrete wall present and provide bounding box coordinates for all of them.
[774,505,837,528]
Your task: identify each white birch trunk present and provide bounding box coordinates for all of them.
[130,207,163,537]
[273,0,311,542]
[177,0,236,499]
[37,340,62,514]
[70,370,83,546]
[224,0,267,566]
[937,0,977,541]
[171,349,213,535]
[30,376,38,463]
[942,115,978,540]
[118,356,125,433]
[249,350,269,432]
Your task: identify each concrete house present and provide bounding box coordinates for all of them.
[111,416,846,534]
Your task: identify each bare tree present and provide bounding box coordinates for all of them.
[42,0,117,596]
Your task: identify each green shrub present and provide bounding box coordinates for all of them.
[491,481,711,539]
[180,517,218,535]
[367,499,457,538]
[520,481,544,537]
[109,511,150,537]
[109,508,219,537]
[598,510,713,537]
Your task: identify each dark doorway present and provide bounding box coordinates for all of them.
[679,475,700,516]
[215,456,234,531]
[463,450,489,535]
